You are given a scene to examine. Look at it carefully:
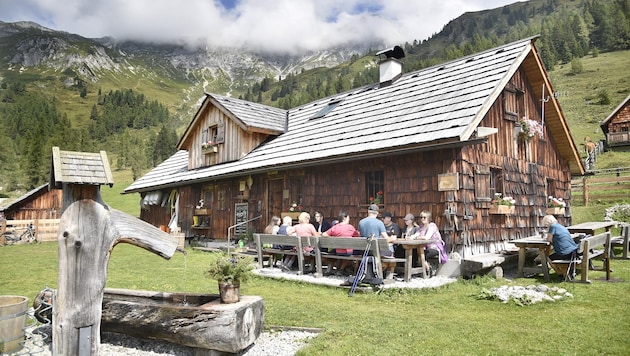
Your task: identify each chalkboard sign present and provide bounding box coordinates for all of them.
[234,203,249,236]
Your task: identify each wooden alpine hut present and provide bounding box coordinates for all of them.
[124,36,585,256]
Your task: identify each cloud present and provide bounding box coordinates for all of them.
[0,0,517,53]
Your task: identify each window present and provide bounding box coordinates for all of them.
[503,86,524,122]
[475,166,504,203]
[289,178,303,206]
[490,167,504,198]
[311,99,342,120]
[546,178,557,199]
[365,171,384,205]
[217,189,226,211]
[203,187,214,209]
[204,125,224,144]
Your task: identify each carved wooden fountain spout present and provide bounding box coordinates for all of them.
[50,147,178,355]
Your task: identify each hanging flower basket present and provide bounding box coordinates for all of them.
[519,117,544,141]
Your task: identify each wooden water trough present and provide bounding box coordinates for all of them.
[101,288,265,354]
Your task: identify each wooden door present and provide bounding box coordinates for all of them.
[268,179,284,224]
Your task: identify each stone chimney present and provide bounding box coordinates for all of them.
[375,45,405,88]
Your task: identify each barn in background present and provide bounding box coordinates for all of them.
[0,183,62,220]
[601,94,630,151]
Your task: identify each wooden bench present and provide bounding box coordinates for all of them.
[314,237,405,279]
[253,233,305,274]
[611,224,629,259]
[549,232,611,283]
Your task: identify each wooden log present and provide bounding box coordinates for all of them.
[100,288,264,353]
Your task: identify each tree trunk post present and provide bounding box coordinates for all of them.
[52,198,177,355]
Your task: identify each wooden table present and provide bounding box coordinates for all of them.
[567,221,617,235]
[512,235,551,282]
[393,239,432,282]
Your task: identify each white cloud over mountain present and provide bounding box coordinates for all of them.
[0,0,518,53]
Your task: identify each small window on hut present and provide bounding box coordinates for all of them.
[203,187,214,209]
[217,189,226,211]
[204,125,224,145]
[546,178,557,199]
[490,167,504,198]
[503,86,524,122]
[289,178,303,206]
[474,166,503,203]
[366,171,384,205]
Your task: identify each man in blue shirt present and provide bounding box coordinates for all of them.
[543,214,578,259]
[359,204,395,256]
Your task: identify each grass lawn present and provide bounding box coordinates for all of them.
[1,241,629,355]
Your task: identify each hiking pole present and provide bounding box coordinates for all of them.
[349,234,374,297]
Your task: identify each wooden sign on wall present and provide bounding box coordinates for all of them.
[438,173,459,191]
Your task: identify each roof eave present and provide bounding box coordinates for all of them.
[125,137,483,193]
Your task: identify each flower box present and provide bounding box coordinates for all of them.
[546,207,565,215]
[280,212,301,220]
[195,209,209,215]
[489,205,515,215]
[203,146,218,154]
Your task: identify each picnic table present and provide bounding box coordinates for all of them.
[566,221,616,235]
[393,238,432,281]
[512,235,551,282]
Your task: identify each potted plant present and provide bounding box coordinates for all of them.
[206,252,255,303]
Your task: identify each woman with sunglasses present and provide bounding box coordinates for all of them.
[416,211,448,276]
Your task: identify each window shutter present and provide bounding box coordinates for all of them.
[216,124,225,143]
[475,165,491,203]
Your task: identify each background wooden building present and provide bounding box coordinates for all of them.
[600,94,630,151]
[125,37,585,257]
[0,183,62,220]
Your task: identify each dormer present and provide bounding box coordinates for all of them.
[177,93,286,170]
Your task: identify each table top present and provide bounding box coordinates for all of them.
[511,235,549,247]
[394,238,433,246]
[567,221,617,233]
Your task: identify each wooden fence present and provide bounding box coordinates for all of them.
[571,167,630,206]
[1,219,60,244]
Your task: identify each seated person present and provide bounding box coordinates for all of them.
[542,214,579,278]
[322,211,360,275]
[416,211,448,276]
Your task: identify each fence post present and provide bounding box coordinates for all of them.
[33,219,40,241]
[582,176,589,206]
[0,219,5,245]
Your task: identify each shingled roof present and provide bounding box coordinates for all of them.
[125,37,582,194]
[50,147,114,189]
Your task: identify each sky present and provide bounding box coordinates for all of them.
[0,0,520,54]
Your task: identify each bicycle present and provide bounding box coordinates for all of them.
[0,223,38,245]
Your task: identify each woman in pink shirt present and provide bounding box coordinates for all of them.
[322,211,359,275]
[283,212,320,271]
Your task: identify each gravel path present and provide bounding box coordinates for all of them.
[10,324,319,356]
[8,269,456,356]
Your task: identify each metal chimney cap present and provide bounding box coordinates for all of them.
[375,45,405,59]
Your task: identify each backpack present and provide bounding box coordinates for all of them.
[346,256,383,286]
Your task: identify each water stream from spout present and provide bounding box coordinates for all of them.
[177,247,189,306]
